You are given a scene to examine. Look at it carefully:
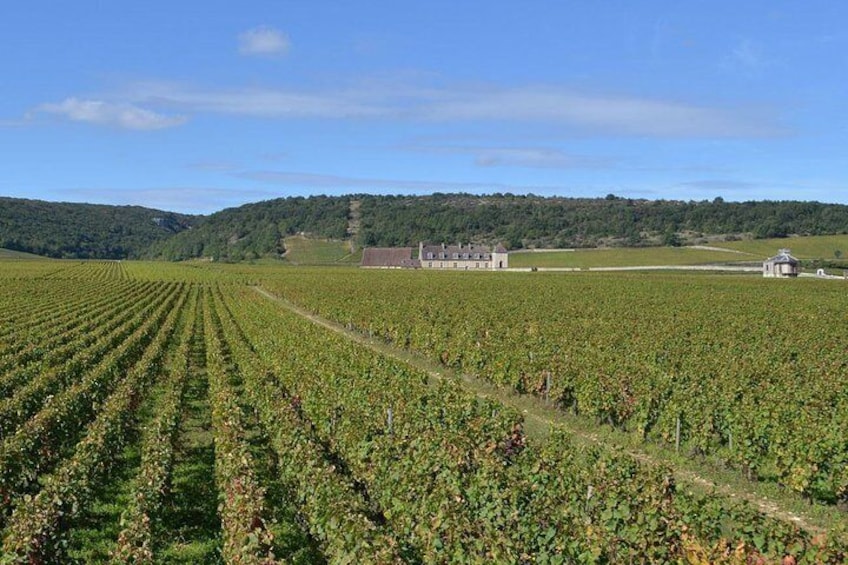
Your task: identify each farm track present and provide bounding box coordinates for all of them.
[252,285,822,535]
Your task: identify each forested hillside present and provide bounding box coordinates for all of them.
[359,194,848,249]
[3,194,848,260]
[0,197,194,259]
[149,196,350,261]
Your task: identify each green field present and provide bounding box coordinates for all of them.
[711,234,848,260]
[0,247,44,260]
[0,259,846,562]
[508,234,848,269]
[281,235,361,265]
[509,246,753,268]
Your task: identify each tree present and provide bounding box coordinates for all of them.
[663,228,682,247]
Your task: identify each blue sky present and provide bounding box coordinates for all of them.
[1,1,846,214]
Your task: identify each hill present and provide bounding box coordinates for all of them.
[0,247,45,260]
[149,196,350,261]
[0,197,195,259]
[3,194,848,261]
[358,194,848,249]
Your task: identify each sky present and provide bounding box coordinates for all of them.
[1,1,846,214]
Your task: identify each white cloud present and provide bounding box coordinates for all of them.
[723,39,771,74]
[674,179,758,192]
[416,88,778,137]
[37,98,187,130]
[126,80,783,138]
[233,169,568,195]
[238,26,290,56]
[732,40,763,68]
[0,118,29,128]
[407,145,613,169]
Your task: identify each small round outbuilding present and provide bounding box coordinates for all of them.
[763,248,800,277]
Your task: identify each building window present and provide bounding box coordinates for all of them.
[453,262,458,268]
[452,253,459,259]
[427,252,434,259]
[475,262,479,268]
[484,263,488,268]
[428,262,432,268]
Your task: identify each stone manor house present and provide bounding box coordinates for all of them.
[361,242,509,270]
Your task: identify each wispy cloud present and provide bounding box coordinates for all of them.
[36,98,187,130]
[232,169,663,202]
[234,169,559,194]
[125,80,784,138]
[673,179,758,192]
[186,160,238,172]
[238,26,290,57]
[670,179,812,202]
[260,152,289,162]
[0,118,30,128]
[405,144,613,169]
[723,39,771,74]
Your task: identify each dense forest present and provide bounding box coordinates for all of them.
[2,194,848,260]
[359,194,848,249]
[0,197,194,259]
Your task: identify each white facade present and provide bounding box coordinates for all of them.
[763,249,800,278]
[418,242,508,270]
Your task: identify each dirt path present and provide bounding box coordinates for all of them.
[252,286,823,533]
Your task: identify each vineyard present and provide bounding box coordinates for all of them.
[0,259,845,563]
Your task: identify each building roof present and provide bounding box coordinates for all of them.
[494,243,508,253]
[765,249,799,265]
[361,247,413,267]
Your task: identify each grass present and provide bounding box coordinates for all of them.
[711,234,848,260]
[509,234,848,269]
[65,437,143,562]
[158,317,223,564]
[0,248,45,260]
[282,235,361,265]
[509,246,751,269]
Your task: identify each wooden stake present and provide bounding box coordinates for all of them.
[675,416,681,453]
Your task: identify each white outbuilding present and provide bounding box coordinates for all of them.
[763,248,800,278]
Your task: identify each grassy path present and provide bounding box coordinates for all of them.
[252,285,843,535]
[158,304,222,563]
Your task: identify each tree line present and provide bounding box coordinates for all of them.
[2,194,848,260]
